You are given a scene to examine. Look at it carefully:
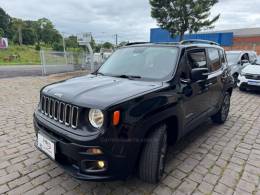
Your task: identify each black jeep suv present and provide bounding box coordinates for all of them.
[34,40,234,183]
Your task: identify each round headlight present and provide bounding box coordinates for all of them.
[88,109,104,128]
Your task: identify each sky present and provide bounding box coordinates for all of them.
[1,0,260,43]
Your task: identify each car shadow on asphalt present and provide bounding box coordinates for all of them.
[84,119,220,193]
[240,90,260,95]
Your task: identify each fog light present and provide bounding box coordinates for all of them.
[86,148,103,155]
[97,161,105,168]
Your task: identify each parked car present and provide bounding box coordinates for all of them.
[238,63,260,91]
[226,51,257,85]
[34,40,234,183]
[257,56,260,64]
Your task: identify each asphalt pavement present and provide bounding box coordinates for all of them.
[0,64,80,79]
[0,65,42,79]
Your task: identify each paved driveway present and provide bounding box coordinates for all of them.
[0,65,42,78]
[0,75,260,195]
[0,65,85,79]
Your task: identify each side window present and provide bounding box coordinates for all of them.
[187,50,207,69]
[241,53,249,61]
[219,49,226,66]
[208,48,221,72]
[249,53,257,64]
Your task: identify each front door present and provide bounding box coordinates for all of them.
[181,48,212,132]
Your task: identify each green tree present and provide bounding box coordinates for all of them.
[0,7,11,37]
[150,0,220,41]
[0,28,4,37]
[94,43,102,53]
[12,18,24,45]
[102,42,113,49]
[34,18,62,45]
[65,35,78,49]
[22,28,36,45]
[52,41,64,51]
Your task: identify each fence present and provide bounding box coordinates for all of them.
[40,50,102,75]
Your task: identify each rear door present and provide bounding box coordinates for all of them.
[206,48,225,111]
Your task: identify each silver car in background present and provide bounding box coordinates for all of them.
[238,63,260,91]
[226,51,257,85]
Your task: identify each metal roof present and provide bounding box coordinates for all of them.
[205,27,260,37]
[150,28,233,46]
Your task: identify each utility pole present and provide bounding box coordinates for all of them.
[62,32,68,65]
[115,34,118,47]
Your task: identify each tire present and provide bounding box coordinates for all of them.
[138,124,168,183]
[239,86,246,91]
[211,92,231,124]
[233,73,239,88]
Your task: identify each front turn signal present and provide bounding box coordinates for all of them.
[113,111,120,126]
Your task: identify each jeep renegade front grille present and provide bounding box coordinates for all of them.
[245,74,260,80]
[40,95,79,129]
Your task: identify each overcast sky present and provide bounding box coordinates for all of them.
[1,0,260,43]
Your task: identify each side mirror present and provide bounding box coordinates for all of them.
[241,60,249,66]
[191,68,209,82]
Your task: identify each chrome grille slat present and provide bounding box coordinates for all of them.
[71,106,79,129]
[41,96,45,113]
[40,95,79,129]
[48,99,53,118]
[45,97,49,115]
[65,104,71,126]
[53,100,59,120]
[59,102,65,123]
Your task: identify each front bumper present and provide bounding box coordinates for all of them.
[33,113,133,181]
[237,75,260,90]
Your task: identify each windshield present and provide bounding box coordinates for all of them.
[226,53,240,64]
[98,46,179,80]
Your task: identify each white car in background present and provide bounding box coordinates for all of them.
[238,64,260,91]
[226,51,257,85]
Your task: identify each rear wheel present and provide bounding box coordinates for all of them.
[138,124,167,183]
[211,92,230,124]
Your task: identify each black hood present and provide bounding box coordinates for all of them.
[42,74,163,109]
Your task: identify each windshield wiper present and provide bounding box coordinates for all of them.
[114,74,142,79]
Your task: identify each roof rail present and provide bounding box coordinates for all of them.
[125,42,149,46]
[154,42,180,45]
[180,39,220,46]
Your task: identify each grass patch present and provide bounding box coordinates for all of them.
[0,45,41,65]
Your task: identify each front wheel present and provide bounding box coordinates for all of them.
[138,124,167,183]
[239,86,246,91]
[233,74,239,88]
[211,92,231,124]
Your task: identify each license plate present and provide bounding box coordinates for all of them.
[248,80,260,86]
[37,133,55,160]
